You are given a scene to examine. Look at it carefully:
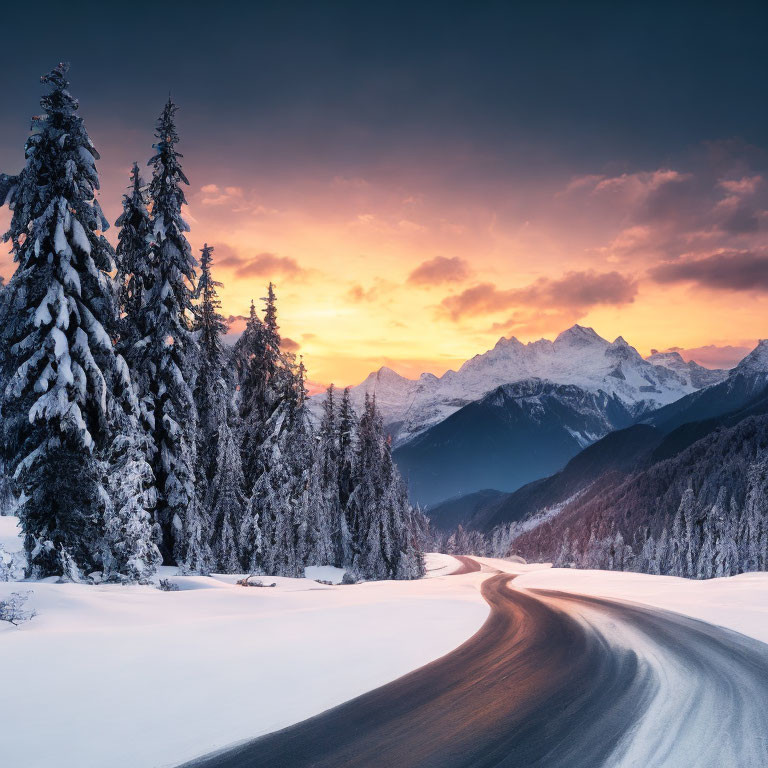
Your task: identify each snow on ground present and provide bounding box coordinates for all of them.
[423,551,463,577]
[304,564,346,583]
[478,557,768,644]
[0,546,488,768]
[3,516,767,768]
[0,514,23,553]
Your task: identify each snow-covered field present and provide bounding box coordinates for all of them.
[3,518,768,768]
[0,526,487,768]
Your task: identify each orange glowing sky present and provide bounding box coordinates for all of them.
[1,147,767,388]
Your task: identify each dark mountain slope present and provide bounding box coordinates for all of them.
[476,423,664,531]
[512,414,768,562]
[467,352,768,533]
[425,489,507,532]
[393,379,637,508]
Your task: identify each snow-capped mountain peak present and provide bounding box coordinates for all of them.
[646,350,730,389]
[554,324,607,348]
[312,325,736,446]
[734,339,768,375]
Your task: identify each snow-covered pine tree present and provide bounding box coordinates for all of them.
[0,64,142,576]
[193,244,228,496]
[207,416,246,572]
[235,300,272,492]
[639,530,656,574]
[679,487,697,578]
[250,403,296,576]
[711,487,735,578]
[669,492,687,576]
[133,99,203,569]
[102,389,162,582]
[347,394,425,580]
[654,526,669,575]
[743,456,768,572]
[695,514,715,579]
[106,163,161,581]
[286,404,333,573]
[336,386,357,566]
[235,285,309,573]
[0,276,14,515]
[114,162,153,353]
[319,384,351,565]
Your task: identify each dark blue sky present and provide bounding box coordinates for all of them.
[2,1,768,179]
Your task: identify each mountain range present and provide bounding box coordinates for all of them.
[324,325,727,449]
[312,325,732,506]
[427,340,768,543]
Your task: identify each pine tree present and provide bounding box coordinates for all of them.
[235,300,272,492]
[347,395,425,580]
[131,99,201,567]
[655,526,669,575]
[639,531,656,574]
[290,405,333,569]
[319,384,350,565]
[679,487,697,577]
[103,409,162,582]
[711,487,734,578]
[114,162,152,352]
[252,403,297,577]
[0,274,14,515]
[193,244,228,500]
[696,515,715,579]
[337,386,357,565]
[670,493,687,576]
[554,528,572,567]
[0,64,140,576]
[207,417,246,572]
[743,457,768,572]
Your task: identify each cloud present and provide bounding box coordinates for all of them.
[199,184,244,206]
[407,256,470,286]
[348,284,377,302]
[440,270,638,320]
[649,250,768,292]
[566,144,768,271]
[218,249,304,278]
[282,337,300,352]
[346,278,396,303]
[489,309,585,337]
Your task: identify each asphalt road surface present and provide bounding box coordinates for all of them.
[181,560,768,768]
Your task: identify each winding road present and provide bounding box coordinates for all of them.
[181,559,768,768]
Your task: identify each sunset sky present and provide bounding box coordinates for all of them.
[1,1,767,387]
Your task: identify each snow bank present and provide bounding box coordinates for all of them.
[304,564,346,583]
[509,566,768,644]
[0,549,488,768]
[423,552,462,577]
[0,515,23,553]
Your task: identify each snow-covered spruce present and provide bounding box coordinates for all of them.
[0,64,156,580]
[346,394,425,580]
[193,244,229,504]
[114,162,153,355]
[126,99,202,569]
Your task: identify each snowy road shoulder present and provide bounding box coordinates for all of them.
[0,550,488,768]
[508,566,768,644]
